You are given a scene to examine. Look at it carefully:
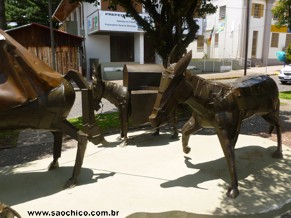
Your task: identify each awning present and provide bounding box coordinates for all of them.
[53,0,79,22]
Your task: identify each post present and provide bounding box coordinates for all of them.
[244,0,250,76]
[48,0,56,70]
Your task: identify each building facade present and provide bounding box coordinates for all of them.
[189,0,286,67]
[53,0,286,79]
[54,0,157,80]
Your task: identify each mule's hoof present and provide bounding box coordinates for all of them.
[64,178,77,189]
[272,151,283,159]
[119,142,128,148]
[227,187,239,198]
[183,146,191,154]
[100,138,109,145]
[171,133,179,140]
[48,161,59,171]
[116,136,122,141]
[152,131,159,136]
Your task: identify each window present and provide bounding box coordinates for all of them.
[110,34,134,61]
[285,34,291,47]
[271,33,279,48]
[251,31,258,58]
[197,35,204,52]
[214,34,219,46]
[219,5,226,20]
[252,3,264,18]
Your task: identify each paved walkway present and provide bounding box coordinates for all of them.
[1,65,290,217]
[1,131,290,217]
[199,65,281,80]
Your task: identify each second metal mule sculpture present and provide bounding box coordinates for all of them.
[91,63,130,146]
[149,50,283,198]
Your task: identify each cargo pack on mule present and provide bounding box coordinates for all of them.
[91,63,179,146]
[0,29,106,195]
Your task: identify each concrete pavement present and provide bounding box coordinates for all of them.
[1,64,290,217]
[1,130,290,217]
[198,65,282,80]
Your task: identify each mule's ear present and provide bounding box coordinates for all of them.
[174,50,192,76]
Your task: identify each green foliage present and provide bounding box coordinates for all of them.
[272,0,291,30]
[279,91,291,100]
[5,0,61,28]
[285,43,291,64]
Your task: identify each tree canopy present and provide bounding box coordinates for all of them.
[72,0,216,66]
[272,0,291,31]
[3,0,60,29]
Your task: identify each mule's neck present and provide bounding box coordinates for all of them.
[102,80,128,107]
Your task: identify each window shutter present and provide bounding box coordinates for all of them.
[271,33,279,48]
[251,3,255,16]
[285,34,291,47]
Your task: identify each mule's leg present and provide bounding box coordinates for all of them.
[181,114,201,154]
[54,120,88,188]
[65,130,88,188]
[48,131,63,170]
[118,102,129,146]
[216,126,240,198]
[170,110,178,139]
[152,127,160,136]
[262,110,283,158]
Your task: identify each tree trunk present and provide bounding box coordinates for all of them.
[0,0,6,30]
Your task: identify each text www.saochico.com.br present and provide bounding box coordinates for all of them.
[27,209,120,217]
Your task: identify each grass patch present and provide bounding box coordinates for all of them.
[279,91,291,100]
[0,131,20,148]
[69,112,122,133]
[68,104,192,134]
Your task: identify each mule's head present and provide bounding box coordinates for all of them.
[91,63,104,111]
[149,51,192,127]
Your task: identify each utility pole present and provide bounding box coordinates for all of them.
[48,0,56,70]
[244,0,250,76]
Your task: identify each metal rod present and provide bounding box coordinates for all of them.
[244,0,250,76]
[48,0,56,70]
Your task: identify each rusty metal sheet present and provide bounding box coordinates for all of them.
[130,90,158,125]
[123,64,163,90]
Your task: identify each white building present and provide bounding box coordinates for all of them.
[53,0,156,80]
[189,0,286,67]
[53,0,285,79]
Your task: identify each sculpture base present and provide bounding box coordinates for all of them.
[1,131,290,217]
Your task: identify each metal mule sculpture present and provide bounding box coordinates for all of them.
[91,63,130,146]
[149,50,283,198]
[91,63,179,146]
[0,203,21,218]
[0,30,104,189]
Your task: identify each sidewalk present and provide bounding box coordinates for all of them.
[198,65,282,80]
[1,131,290,217]
[1,64,290,217]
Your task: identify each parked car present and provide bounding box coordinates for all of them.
[279,64,291,84]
